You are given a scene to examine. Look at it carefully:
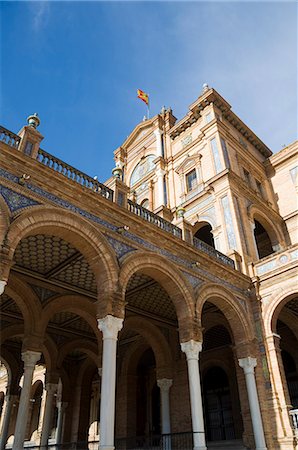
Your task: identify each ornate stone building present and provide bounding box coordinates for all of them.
[0,85,297,450]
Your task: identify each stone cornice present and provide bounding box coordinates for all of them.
[168,88,272,158]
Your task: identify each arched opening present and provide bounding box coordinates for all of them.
[254,220,274,259]
[136,349,160,438]
[27,380,43,441]
[203,366,235,441]
[194,224,215,248]
[201,303,244,444]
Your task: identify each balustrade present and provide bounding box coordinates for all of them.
[36,149,113,201]
[0,126,21,149]
[127,199,182,239]
[193,236,235,268]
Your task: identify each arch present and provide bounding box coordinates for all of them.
[38,295,99,340]
[194,221,215,248]
[263,285,298,336]
[4,275,42,336]
[196,283,254,345]
[56,339,100,369]
[5,206,119,295]
[123,316,173,378]
[119,251,195,328]
[0,324,24,345]
[248,205,284,249]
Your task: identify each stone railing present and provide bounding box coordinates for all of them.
[290,409,298,436]
[0,126,21,149]
[127,199,182,239]
[254,245,298,276]
[193,236,235,268]
[36,149,114,201]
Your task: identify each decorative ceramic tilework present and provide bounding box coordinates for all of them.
[0,167,248,298]
[221,195,237,250]
[0,185,40,212]
[210,138,223,173]
[106,236,135,259]
[182,271,203,289]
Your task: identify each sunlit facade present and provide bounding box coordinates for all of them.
[0,86,297,450]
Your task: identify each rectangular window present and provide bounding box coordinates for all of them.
[243,168,251,186]
[186,169,197,192]
[211,138,223,174]
[255,179,265,198]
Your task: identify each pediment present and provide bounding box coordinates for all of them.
[122,118,155,149]
[175,153,202,174]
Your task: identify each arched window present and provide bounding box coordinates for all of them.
[141,198,149,209]
[254,220,274,259]
[194,224,215,248]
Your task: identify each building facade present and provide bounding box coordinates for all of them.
[0,85,297,450]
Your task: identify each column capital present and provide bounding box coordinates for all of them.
[98,315,123,339]
[157,378,173,392]
[98,367,102,377]
[21,350,41,369]
[238,356,257,374]
[181,340,202,360]
[0,280,7,295]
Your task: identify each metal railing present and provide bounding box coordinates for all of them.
[116,431,197,449]
[0,125,21,149]
[36,149,113,201]
[290,409,298,436]
[20,433,199,450]
[193,236,235,268]
[127,199,182,239]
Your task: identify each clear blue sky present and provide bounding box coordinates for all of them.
[1,1,297,182]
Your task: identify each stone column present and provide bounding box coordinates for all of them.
[238,357,267,450]
[181,341,206,450]
[154,129,163,157]
[98,315,123,450]
[12,350,41,450]
[0,394,18,450]
[40,382,58,447]
[157,379,172,434]
[55,402,68,446]
[156,168,165,208]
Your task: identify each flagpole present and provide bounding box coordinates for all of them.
[147,101,150,120]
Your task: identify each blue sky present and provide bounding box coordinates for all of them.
[1,1,297,182]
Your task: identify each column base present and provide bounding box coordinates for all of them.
[256,447,267,450]
[99,446,114,450]
[193,446,207,450]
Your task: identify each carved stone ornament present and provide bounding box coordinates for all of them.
[0,280,7,295]
[238,356,257,374]
[98,315,123,340]
[180,340,202,360]
[157,379,173,391]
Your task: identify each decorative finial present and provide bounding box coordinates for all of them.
[160,105,166,114]
[142,115,147,122]
[202,83,209,94]
[27,113,40,128]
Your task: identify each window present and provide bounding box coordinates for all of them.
[255,179,265,198]
[186,169,197,192]
[243,168,251,186]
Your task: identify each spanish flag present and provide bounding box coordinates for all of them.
[137,89,149,105]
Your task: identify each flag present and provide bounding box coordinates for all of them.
[137,89,149,105]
